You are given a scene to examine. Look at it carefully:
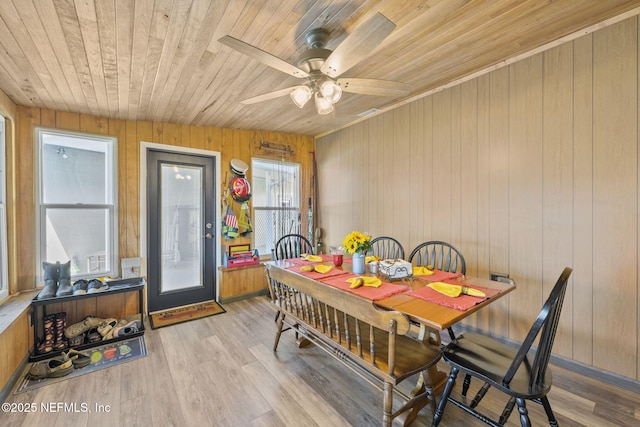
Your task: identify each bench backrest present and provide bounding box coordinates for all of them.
[266,263,413,376]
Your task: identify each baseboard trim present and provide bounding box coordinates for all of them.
[219,289,268,304]
[0,352,29,402]
[454,324,640,395]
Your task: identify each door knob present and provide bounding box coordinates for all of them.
[204,233,213,239]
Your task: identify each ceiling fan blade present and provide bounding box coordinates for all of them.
[321,13,396,78]
[240,86,302,104]
[219,35,309,78]
[337,78,411,97]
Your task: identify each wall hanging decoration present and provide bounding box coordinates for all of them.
[222,159,253,240]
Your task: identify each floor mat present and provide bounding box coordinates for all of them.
[15,335,147,394]
[149,300,225,329]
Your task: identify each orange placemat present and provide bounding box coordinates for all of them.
[413,269,462,281]
[320,273,410,301]
[286,264,350,280]
[407,281,500,310]
[284,254,334,266]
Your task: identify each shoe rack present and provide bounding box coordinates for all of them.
[29,277,146,362]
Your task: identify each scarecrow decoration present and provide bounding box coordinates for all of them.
[222,159,253,240]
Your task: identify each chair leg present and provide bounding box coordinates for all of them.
[470,382,490,408]
[432,367,459,427]
[423,369,437,415]
[540,396,559,427]
[383,381,393,427]
[499,397,516,425]
[515,397,531,427]
[273,313,285,351]
[461,374,472,396]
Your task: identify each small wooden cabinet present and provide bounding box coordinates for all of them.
[30,277,145,362]
[218,263,267,303]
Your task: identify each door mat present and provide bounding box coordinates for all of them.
[149,300,225,329]
[15,335,147,394]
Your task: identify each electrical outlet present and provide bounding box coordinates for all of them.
[490,272,509,281]
[490,272,516,285]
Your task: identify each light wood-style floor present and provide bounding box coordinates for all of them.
[3,296,640,427]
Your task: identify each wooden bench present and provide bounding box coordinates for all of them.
[265,263,442,426]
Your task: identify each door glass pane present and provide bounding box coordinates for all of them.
[45,208,111,276]
[160,163,203,293]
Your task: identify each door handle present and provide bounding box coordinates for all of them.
[204,233,213,239]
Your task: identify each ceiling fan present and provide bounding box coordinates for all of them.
[218,12,411,115]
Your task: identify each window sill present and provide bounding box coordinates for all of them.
[0,290,37,336]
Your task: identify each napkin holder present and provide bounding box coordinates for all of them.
[378,259,413,281]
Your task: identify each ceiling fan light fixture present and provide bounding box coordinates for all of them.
[290,85,312,108]
[315,93,334,115]
[319,80,342,104]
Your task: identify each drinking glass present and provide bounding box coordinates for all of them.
[330,246,344,267]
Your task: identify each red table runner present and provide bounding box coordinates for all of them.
[413,269,462,282]
[407,281,501,311]
[284,254,334,266]
[320,273,410,301]
[286,264,351,280]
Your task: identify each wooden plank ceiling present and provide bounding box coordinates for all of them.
[0,0,639,137]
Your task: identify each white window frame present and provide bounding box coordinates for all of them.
[251,158,301,256]
[35,127,118,283]
[0,116,8,302]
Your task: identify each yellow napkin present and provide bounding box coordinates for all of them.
[365,256,379,263]
[346,276,382,288]
[301,254,322,262]
[314,265,332,274]
[413,266,434,276]
[428,282,485,297]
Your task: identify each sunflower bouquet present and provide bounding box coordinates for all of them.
[342,231,372,255]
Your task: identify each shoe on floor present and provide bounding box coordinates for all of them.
[27,354,74,379]
[65,348,91,369]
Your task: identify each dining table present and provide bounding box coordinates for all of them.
[265,254,516,423]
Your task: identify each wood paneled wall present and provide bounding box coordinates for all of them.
[13,107,314,293]
[316,16,640,381]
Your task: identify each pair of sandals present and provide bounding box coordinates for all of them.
[27,349,91,380]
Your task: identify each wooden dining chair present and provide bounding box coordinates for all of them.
[408,240,466,275]
[432,267,572,427]
[273,233,314,260]
[369,236,405,260]
[409,241,466,340]
[271,234,313,324]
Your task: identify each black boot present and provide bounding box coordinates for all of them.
[56,261,72,297]
[37,262,59,299]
